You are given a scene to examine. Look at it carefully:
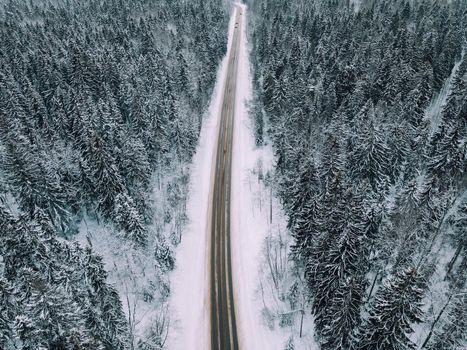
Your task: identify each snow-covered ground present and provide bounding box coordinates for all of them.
[350,0,362,11]
[232,5,318,349]
[169,3,318,349]
[426,49,464,136]
[166,6,236,349]
[231,3,290,349]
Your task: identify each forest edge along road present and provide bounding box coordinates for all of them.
[210,5,242,350]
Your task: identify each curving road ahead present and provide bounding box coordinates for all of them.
[210,6,242,350]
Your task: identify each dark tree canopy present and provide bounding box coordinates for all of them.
[0,0,228,348]
[249,0,467,348]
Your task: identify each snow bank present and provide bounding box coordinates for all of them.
[169,4,319,349]
[231,4,312,349]
[167,7,237,349]
[426,50,464,136]
[231,4,319,349]
[230,4,284,349]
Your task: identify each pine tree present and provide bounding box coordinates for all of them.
[251,97,264,146]
[288,154,320,253]
[313,219,367,332]
[117,135,151,190]
[114,193,148,247]
[320,275,367,350]
[357,268,426,350]
[427,295,467,350]
[349,107,391,189]
[445,201,467,281]
[250,1,467,347]
[81,130,124,216]
[0,277,16,350]
[83,247,131,349]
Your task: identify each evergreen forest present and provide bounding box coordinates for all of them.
[0,0,227,348]
[249,0,466,349]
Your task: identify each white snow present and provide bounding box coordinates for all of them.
[76,217,167,343]
[230,3,288,349]
[166,6,237,349]
[169,4,318,349]
[349,0,362,12]
[426,50,464,136]
[231,4,318,350]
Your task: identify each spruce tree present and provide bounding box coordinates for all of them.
[427,294,466,350]
[114,193,148,247]
[357,268,426,350]
[320,275,367,350]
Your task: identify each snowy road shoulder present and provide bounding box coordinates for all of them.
[230,3,293,349]
[167,7,238,350]
[231,4,319,350]
[168,3,314,349]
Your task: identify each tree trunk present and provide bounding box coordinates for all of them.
[270,185,273,224]
[367,270,379,302]
[444,243,463,280]
[299,310,304,338]
[421,295,452,348]
[418,191,465,269]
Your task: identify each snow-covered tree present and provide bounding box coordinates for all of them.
[357,268,426,350]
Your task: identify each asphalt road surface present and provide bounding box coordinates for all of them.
[210,6,242,350]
